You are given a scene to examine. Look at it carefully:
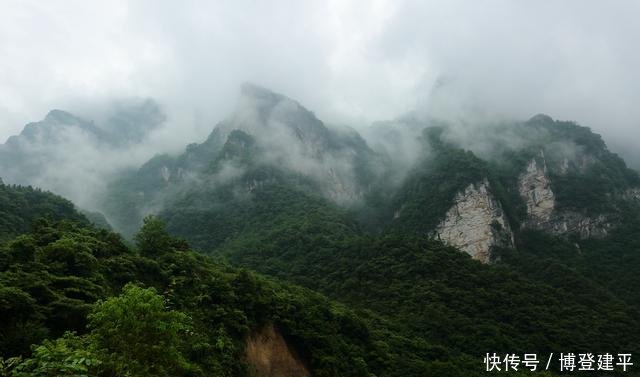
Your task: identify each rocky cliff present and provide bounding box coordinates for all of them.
[434,179,514,263]
[518,150,613,238]
[518,151,555,223]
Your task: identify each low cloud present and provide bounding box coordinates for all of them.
[1,1,639,172]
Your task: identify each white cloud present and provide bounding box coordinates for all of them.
[1,0,639,164]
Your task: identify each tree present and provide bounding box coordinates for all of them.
[134,215,189,257]
[0,286,46,357]
[9,333,99,377]
[134,215,174,256]
[87,283,197,377]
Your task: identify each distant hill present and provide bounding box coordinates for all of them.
[0,99,164,211]
[0,179,89,241]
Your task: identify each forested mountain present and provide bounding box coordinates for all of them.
[3,205,638,376]
[0,180,89,242]
[2,84,640,376]
[100,85,640,261]
[101,83,383,238]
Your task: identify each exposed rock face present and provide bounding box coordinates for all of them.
[245,323,310,377]
[518,151,612,238]
[160,166,170,182]
[434,179,514,263]
[518,151,555,223]
[542,212,612,238]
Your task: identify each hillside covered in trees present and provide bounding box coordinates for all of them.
[0,181,639,376]
[2,86,640,376]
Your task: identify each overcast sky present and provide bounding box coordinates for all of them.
[2,0,639,164]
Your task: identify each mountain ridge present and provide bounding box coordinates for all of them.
[2,85,640,376]
[2,84,639,262]
[91,85,640,263]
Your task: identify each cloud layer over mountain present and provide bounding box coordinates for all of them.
[2,0,640,165]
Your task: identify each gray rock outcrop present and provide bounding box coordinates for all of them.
[434,179,514,263]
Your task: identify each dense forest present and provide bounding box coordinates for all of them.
[2,181,639,375]
[1,216,387,376]
[0,181,89,243]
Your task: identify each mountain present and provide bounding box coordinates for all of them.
[3,85,640,376]
[102,83,383,239]
[381,115,640,262]
[106,85,640,261]
[95,84,640,373]
[0,99,164,214]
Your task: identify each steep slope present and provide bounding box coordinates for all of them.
[378,115,640,261]
[0,219,386,377]
[497,115,639,238]
[432,178,514,262]
[103,84,383,239]
[378,128,515,262]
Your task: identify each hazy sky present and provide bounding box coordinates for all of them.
[2,0,640,164]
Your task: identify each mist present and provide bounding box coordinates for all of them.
[2,0,640,168]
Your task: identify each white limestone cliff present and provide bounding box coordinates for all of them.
[518,150,612,238]
[434,179,514,263]
[518,151,555,223]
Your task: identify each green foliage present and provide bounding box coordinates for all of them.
[550,165,637,214]
[135,215,188,256]
[0,286,46,357]
[222,231,640,364]
[10,333,99,377]
[496,201,640,312]
[88,284,197,377]
[7,285,197,377]
[1,219,383,377]
[0,183,88,242]
[0,222,131,356]
[162,175,358,252]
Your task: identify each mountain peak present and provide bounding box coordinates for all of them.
[527,113,554,125]
[44,109,82,124]
[240,82,286,103]
[13,110,87,142]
